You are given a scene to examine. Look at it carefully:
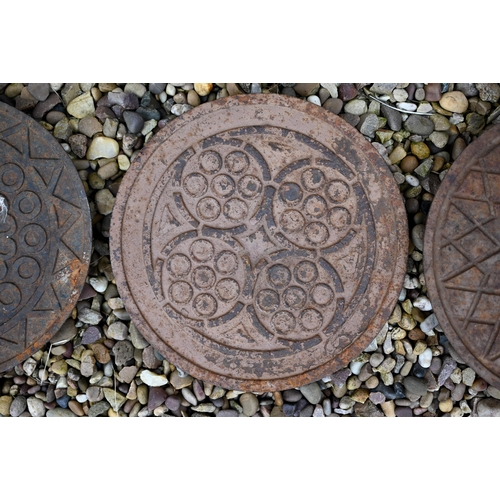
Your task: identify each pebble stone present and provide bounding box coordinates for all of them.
[240,393,259,416]
[87,137,119,160]
[299,382,323,404]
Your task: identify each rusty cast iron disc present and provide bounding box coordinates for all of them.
[0,102,91,373]
[110,94,407,391]
[425,125,500,389]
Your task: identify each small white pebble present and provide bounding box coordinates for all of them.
[397,102,417,112]
[418,347,433,368]
[405,174,420,187]
[307,95,321,106]
[413,295,432,311]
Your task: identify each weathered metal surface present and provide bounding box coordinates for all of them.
[425,125,500,389]
[0,102,91,373]
[110,94,407,391]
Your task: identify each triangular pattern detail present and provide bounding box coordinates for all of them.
[53,244,78,274]
[445,265,484,290]
[52,166,81,208]
[33,284,61,311]
[0,322,21,346]
[442,204,475,240]
[455,198,492,223]
[33,163,58,187]
[455,169,486,199]
[53,202,72,229]
[0,123,28,155]
[61,214,84,261]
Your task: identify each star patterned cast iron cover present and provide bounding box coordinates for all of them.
[110,94,408,391]
[0,102,91,373]
[425,125,500,389]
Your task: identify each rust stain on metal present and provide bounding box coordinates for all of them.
[0,102,91,373]
[424,125,500,389]
[110,94,407,391]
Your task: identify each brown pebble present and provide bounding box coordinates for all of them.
[432,156,446,172]
[423,83,442,102]
[273,391,283,407]
[293,83,320,97]
[68,400,84,416]
[472,378,488,392]
[323,98,343,115]
[452,137,466,160]
[90,343,111,364]
[400,155,418,173]
[338,83,358,101]
[408,328,426,341]
[226,83,243,96]
[173,92,187,104]
[187,90,201,107]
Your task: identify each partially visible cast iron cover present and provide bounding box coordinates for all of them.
[110,94,407,391]
[425,125,500,389]
[0,102,91,373]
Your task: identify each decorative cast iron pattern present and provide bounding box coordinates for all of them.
[111,95,407,391]
[425,125,500,389]
[0,102,91,373]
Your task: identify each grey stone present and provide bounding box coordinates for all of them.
[404,115,434,136]
[88,400,111,417]
[51,318,77,344]
[240,393,259,416]
[27,83,50,102]
[477,398,500,417]
[95,189,116,216]
[129,322,149,349]
[79,116,103,138]
[344,99,367,115]
[216,409,239,417]
[357,113,379,138]
[10,396,27,417]
[381,104,402,131]
[107,321,128,340]
[370,83,397,95]
[403,376,428,396]
[47,408,78,417]
[149,83,167,95]
[438,356,457,387]
[112,340,134,366]
[123,110,144,134]
[107,91,140,110]
[476,83,500,103]
[27,397,46,417]
[78,307,103,325]
[411,224,425,251]
[32,92,61,120]
[299,382,323,404]
[420,313,438,333]
[171,104,193,116]
[455,83,478,97]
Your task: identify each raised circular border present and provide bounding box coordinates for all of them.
[110,94,408,391]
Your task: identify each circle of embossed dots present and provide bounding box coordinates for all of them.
[0,102,91,373]
[424,125,500,389]
[110,94,408,391]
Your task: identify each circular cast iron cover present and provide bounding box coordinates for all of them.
[425,125,500,389]
[0,102,91,373]
[110,94,407,391]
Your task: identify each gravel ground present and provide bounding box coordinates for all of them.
[1,82,500,418]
